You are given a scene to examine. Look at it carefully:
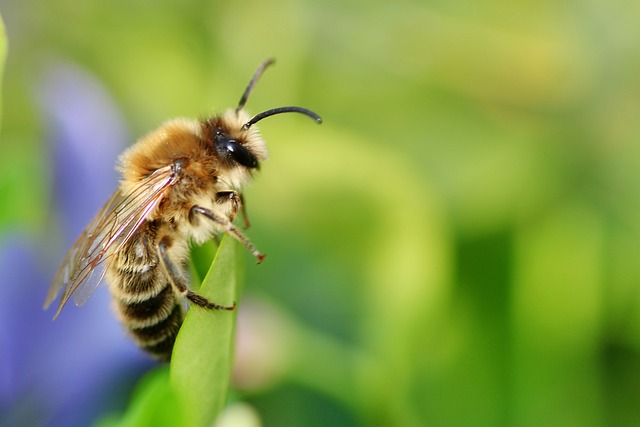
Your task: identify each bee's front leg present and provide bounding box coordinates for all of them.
[215,190,251,229]
[189,205,265,263]
[157,237,236,310]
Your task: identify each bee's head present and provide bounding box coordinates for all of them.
[206,58,321,171]
[210,109,265,170]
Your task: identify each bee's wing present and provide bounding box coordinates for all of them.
[45,164,179,319]
[44,190,123,314]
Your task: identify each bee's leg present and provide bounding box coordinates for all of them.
[190,205,265,263]
[212,191,238,245]
[158,237,235,310]
[215,191,240,220]
[239,193,251,229]
[215,191,251,229]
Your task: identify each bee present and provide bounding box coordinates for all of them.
[44,58,322,361]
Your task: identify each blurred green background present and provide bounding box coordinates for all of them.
[3,0,640,426]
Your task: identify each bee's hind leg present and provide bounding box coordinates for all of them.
[157,237,235,310]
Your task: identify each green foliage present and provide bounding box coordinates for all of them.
[0,14,5,125]
[94,368,181,427]
[171,235,240,427]
[5,1,640,426]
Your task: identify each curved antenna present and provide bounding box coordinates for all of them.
[237,58,276,111]
[242,106,323,130]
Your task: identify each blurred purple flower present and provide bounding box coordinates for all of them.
[40,62,126,241]
[0,62,155,427]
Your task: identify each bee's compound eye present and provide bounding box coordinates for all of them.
[222,139,257,168]
[215,129,258,168]
[215,131,258,168]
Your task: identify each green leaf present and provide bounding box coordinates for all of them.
[93,368,181,427]
[0,13,7,125]
[170,234,240,427]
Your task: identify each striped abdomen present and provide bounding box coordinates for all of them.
[107,225,184,362]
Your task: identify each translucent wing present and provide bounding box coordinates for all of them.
[45,164,180,319]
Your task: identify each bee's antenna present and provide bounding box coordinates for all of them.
[237,58,276,111]
[242,106,322,130]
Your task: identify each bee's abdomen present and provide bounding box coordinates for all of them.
[110,264,184,362]
[119,286,183,361]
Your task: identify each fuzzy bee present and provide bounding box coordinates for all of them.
[45,58,321,361]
